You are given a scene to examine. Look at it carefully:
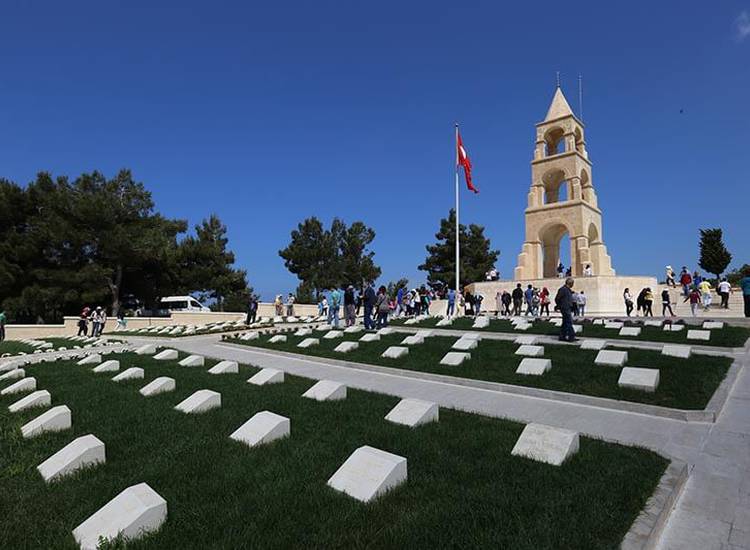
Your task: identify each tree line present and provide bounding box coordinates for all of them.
[0,170,251,323]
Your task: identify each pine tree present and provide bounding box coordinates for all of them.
[698,228,732,280]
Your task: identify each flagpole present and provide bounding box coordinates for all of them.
[455,123,460,305]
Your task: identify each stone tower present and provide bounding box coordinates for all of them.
[514,86,615,279]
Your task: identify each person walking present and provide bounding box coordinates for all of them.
[321,295,329,318]
[457,291,465,317]
[285,294,296,317]
[343,286,356,327]
[576,290,587,317]
[115,311,127,331]
[540,287,550,316]
[555,277,577,342]
[684,287,701,316]
[474,294,483,317]
[396,286,405,317]
[524,284,534,316]
[0,309,6,342]
[446,288,456,317]
[661,288,675,316]
[718,278,732,309]
[375,286,390,329]
[665,266,676,287]
[246,296,258,325]
[495,290,503,317]
[274,295,284,316]
[679,268,692,297]
[329,288,341,328]
[363,283,376,330]
[501,290,512,316]
[512,284,523,316]
[740,267,750,317]
[698,279,712,311]
[557,261,564,278]
[623,288,634,317]
[643,288,654,317]
[77,306,90,336]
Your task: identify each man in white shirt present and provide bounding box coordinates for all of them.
[718,278,732,309]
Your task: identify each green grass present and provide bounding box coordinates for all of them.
[389,316,750,348]
[232,331,731,410]
[0,341,35,356]
[0,352,667,549]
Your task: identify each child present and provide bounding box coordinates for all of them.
[684,287,701,316]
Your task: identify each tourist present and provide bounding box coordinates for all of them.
[274,295,283,316]
[661,288,675,316]
[684,287,701,316]
[375,285,389,328]
[77,306,90,336]
[557,261,564,278]
[91,306,105,336]
[583,264,593,277]
[457,291,466,316]
[635,289,647,316]
[623,288,634,317]
[512,284,523,316]
[665,266,676,287]
[540,287,550,316]
[501,290,512,316]
[740,267,750,317]
[555,277,577,342]
[363,283,376,330]
[0,309,6,342]
[446,287,456,317]
[718,278,732,309]
[464,290,474,316]
[679,268,692,297]
[693,271,703,287]
[246,296,258,325]
[344,285,356,327]
[396,286,405,317]
[643,288,654,317]
[329,287,341,328]
[320,294,329,318]
[495,290,502,317]
[565,267,572,277]
[474,293,483,317]
[524,284,534,316]
[115,311,127,331]
[698,279,712,311]
[531,288,541,316]
[576,290,587,317]
[420,286,430,316]
[570,291,579,317]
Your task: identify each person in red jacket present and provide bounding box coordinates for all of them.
[679,267,693,297]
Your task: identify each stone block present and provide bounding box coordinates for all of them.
[644,320,663,327]
[302,380,347,401]
[297,338,320,349]
[327,446,408,503]
[247,368,284,386]
[618,367,660,392]
[334,341,359,353]
[436,317,453,327]
[359,333,380,342]
[112,368,144,382]
[0,368,25,382]
[315,324,333,332]
[139,377,175,397]
[703,321,724,330]
[294,328,313,337]
[385,398,439,427]
[580,339,607,350]
[9,390,51,413]
[619,327,642,337]
[268,335,287,344]
[662,344,692,359]
[93,360,120,373]
[1,377,37,395]
[514,323,532,331]
[230,411,290,448]
[515,345,544,357]
[404,318,418,325]
[208,361,239,374]
[72,482,167,550]
[178,355,205,367]
[21,405,72,438]
[37,434,105,483]
[416,329,434,338]
[452,337,478,351]
[687,330,711,341]
[511,423,579,466]
[153,349,178,360]
[174,390,221,414]
[323,331,344,340]
[514,335,538,345]
[592,319,605,325]
[663,324,685,332]
[134,345,157,355]
[605,322,624,329]
[343,326,363,334]
[400,335,424,346]
[595,350,628,367]
[381,346,409,359]
[472,317,490,328]
[439,352,471,366]
[77,354,102,366]
[240,332,260,341]
[516,358,552,376]
[377,327,394,336]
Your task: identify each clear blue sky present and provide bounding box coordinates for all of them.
[2,1,748,300]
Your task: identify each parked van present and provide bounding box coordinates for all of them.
[158,296,210,312]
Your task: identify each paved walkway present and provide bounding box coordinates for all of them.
[129,334,750,549]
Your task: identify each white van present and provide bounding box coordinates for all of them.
[158,296,210,312]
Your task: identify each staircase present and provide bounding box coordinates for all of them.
[656,285,745,319]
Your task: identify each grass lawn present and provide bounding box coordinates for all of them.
[0,352,668,549]
[0,341,36,356]
[231,331,731,410]
[390,316,750,348]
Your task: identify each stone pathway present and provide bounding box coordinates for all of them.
[126,334,750,549]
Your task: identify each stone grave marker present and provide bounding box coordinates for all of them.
[687,330,711,341]
[139,377,175,397]
[514,335,538,345]
[208,361,239,375]
[77,354,102,366]
[618,367,660,392]
[112,368,144,382]
[359,333,380,342]
[174,390,221,414]
[385,398,438,427]
[580,339,607,350]
[662,345,691,359]
[327,446,407,503]
[378,327,394,336]
[595,350,628,367]
[344,326,363,334]
[452,337,478,351]
[703,321,724,330]
[1,377,37,395]
[230,411,290,448]
[400,335,424,346]
[294,328,313,337]
[134,345,157,355]
[9,390,51,413]
[0,368,25,382]
[644,320,663,327]
[323,331,344,340]
[178,355,205,367]
[93,360,120,373]
[619,327,641,337]
[515,345,544,357]
[663,324,685,332]
[297,338,320,349]
[404,318,418,325]
[605,321,624,330]
[240,332,260,341]
[511,423,579,466]
[439,352,471,366]
[21,405,71,438]
[37,434,105,483]
[247,368,284,386]
[302,380,347,401]
[436,317,453,327]
[516,358,552,376]
[334,341,359,353]
[153,349,178,361]
[381,346,409,359]
[268,335,287,344]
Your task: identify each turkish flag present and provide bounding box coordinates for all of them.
[457,131,478,193]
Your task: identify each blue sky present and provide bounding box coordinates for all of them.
[1,1,748,299]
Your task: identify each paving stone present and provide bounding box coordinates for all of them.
[327,445,407,503]
[662,345,692,359]
[174,390,221,414]
[400,335,424,346]
[208,361,239,374]
[112,368,144,382]
[21,405,72,438]
[516,358,552,376]
[452,337,478,351]
[439,352,471,366]
[1,377,37,395]
[515,345,545,357]
[334,341,359,353]
[72,482,167,550]
[580,339,607,350]
[511,423,579,466]
[178,355,205,367]
[77,354,102,366]
[153,349,178,360]
[268,335,287,344]
[359,333,381,342]
[297,338,320,349]
[618,367,660,392]
[303,380,347,401]
[385,398,439,427]
[230,411,290,448]
[381,346,409,359]
[139,377,175,396]
[595,350,628,367]
[619,327,642,337]
[93,360,120,373]
[37,434,105,483]
[9,390,51,413]
[323,331,344,340]
[247,368,284,386]
[687,330,711,341]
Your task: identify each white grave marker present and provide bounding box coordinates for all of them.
[452,337,478,351]
[514,335,538,345]
[134,345,157,355]
[359,333,380,342]
[580,339,607,350]
[605,322,624,330]
[247,368,284,386]
[703,321,724,330]
[0,368,25,382]
[174,390,221,414]
[619,327,641,337]
[302,380,347,401]
[323,331,344,340]
[400,335,424,346]
[473,317,490,329]
[9,390,51,413]
[662,345,692,359]
[516,358,552,376]
[595,350,628,367]
[663,324,685,332]
[21,405,71,438]
[439,352,471,366]
[153,349,178,360]
[139,377,175,397]
[334,341,359,353]
[268,335,287,344]
[511,423,579,466]
[327,446,407,503]
[230,411,290,448]
[618,367,660,392]
[687,330,711,341]
[178,355,204,367]
[37,434,105,482]
[344,326,363,334]
[385,398,438,427]
[208,361,239,374]
[112,368,144,382]
[377,327,394,336]
[77,354,102,366]
[1,377,37,395]
[381,346,409,359]
[93,360,120,373]
[240,332,259,341]
[294,328,313,337]
[515,345,544,357]
[297,338,320,349]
